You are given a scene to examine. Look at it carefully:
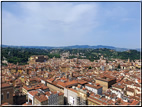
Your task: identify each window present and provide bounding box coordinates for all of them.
[1,93,3,100]
[7,92,9,99]
[73,98,74,104]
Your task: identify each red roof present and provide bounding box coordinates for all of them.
[68,88,78,93]
[56,79,78,88]
[34,94,48,102]
[137,79,141,83]
[86,83,102,89]
[96,83,100,86]
[77,85,81,88]
[77,79,88,84]
[2,102,9,105]
[82,87,86,90]
[1,83,11,88]
[58,92,64,96]
[22,102,32,105]
[130,100,139,105]
[29,90,38,96]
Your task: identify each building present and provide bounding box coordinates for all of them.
[126,87,135,96]
[85,83,102,95]
[13,94,26,105]
[1,83,14,105]
[64,87,78,105]
[87,93,108,105]
[45,91,58,105]
[76,86,88,105]
[22,85,35,99]
[112,82,125,92]
[64,85,88,105]
[95,75,116,92]
[26,88,64,105]
[33,93,48,105]
[57,91,64,105]
[28,55,48,65]
[22,83,49,99]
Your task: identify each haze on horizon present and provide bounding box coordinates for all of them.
[2,2,140,49]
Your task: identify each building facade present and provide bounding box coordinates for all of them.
[1,83,14,105]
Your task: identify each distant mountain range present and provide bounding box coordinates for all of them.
[2,44,141,52]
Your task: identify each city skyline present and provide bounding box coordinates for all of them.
[2,2,140,49]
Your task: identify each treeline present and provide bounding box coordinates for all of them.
[2,47,60,65]
[2,47,140,65]
[66,48,140,61]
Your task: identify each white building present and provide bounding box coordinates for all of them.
[85,83,102,95]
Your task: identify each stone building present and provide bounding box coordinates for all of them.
[57,91,64,105]
[28,55,48,65]
[33,93,48,105]
[1,83,14,105]
[95,76,116,92]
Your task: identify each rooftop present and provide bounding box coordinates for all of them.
[1,83,12,88]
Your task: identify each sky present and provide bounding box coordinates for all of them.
[2,2,141,49]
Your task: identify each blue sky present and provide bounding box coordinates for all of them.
[2,2,140,49]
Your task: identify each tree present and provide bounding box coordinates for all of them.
[89,66,92,69]
[117,64,121,69]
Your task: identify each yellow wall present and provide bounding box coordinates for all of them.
[88,99,100,105]
[95,79,108,92]
[46,83,64,93]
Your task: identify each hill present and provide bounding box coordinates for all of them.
[1,47,141,65]
[2,44,140,52]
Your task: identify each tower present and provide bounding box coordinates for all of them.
[128,58,130,63]
[70,71,73,78]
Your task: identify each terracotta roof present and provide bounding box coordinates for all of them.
[41,85,49,90]
[77,79,88,85]
[22,102,32,105]
[56,81,66,88]
[23,85,35,91]
[130,100,139,105]
[68,88,78,93]
[95,75,116,82]
[58,92,64,96]
[119,101,129,105]
[82,87,86,90]
[34,86,42,90]
[85,83,102,89]
[88,96,107,105]
[29,90,38,96]
[95,83,100,86]
[47,78,55,83]
[1,83,12,88]
[77,85,81,88]
[127,87,134,92]
[112,83,124,89]
[137,79,141,83]
[56,79,78,88]
[34,94,48,102]
[2,102,9,105]
[107,100,115,105]
[129,96,140,101]
[65,80,78,87]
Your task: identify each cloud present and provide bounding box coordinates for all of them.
[2,2,140,48]
[2,2,99,46]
